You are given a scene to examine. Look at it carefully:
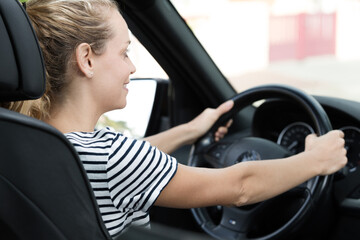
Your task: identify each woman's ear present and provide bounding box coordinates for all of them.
[75,43,94,78]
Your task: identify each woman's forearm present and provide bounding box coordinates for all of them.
[228,151,318,206]
[144,123,195,154]
[155,152,318,208]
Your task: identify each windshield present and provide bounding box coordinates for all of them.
[170,0,360,102]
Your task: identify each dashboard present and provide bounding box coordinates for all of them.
[252,96,360,172]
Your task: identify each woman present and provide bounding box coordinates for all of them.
[8,0,346,238]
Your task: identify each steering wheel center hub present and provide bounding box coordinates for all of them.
[237,150,261,163]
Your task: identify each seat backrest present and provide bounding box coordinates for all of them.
[0,1,110,239]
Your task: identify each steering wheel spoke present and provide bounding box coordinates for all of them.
[219,186,311,236]
[219,206,256,233]
[289,182,312,195]
[209,223,248,240]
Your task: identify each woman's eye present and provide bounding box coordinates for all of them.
[123,49,130,58]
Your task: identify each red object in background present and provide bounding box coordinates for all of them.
[269,13,336,62]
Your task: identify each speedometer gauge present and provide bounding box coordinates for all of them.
[277,122,315,154]
[339,126,360,171]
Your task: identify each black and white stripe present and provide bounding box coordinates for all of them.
[65,127,178,238]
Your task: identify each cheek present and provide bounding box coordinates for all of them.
[105,57,127,76]
[100,85,127,111]
[96,58,130,108]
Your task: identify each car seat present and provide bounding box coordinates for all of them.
[0,0,111,239]
[0,1,214,239]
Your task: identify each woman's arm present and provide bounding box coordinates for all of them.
[144,100,234,154]
[155,130,347,208]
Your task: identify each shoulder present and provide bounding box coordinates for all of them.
[65,127,122,145]
[65,127,150,156]
[65,127,127,155]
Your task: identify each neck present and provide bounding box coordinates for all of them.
[45,93,102,134]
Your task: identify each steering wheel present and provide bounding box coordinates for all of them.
[188,84,333,240]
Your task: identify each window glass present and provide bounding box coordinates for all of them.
[128,33,168,79]
[171,0,360,102]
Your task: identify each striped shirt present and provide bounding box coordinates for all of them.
[65,127,178,238]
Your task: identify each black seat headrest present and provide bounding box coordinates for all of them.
[0,0,45,102]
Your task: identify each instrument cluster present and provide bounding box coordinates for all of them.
[277,122,360,171]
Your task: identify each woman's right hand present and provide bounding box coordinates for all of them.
[305,130,348,176]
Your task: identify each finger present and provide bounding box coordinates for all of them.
[306,133,317,140]
[305,133,317,147]
[327,129,344,138]
[215,132,224,139]
[225,119,233,128]
[336,129,344,138]
[216,126,228,134]
[216,100,234,116]
[215,131,227,139]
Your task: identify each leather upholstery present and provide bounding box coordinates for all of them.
[0,0,45,101]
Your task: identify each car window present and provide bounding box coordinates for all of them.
[128,33,168,80]
[170,0,360,102]
[96,34,166,138]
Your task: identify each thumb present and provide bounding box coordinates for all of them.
[305,133,317,151]
[216,100,234,116]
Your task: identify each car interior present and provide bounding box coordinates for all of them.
[1,0,360,240]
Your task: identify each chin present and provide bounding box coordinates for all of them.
[117,101,127,110]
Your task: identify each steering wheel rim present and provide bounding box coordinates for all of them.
[188,84,333,240]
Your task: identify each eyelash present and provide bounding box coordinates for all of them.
[123,49,130,58]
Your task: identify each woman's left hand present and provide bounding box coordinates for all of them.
[144,100,234,154]
[186,100,234,144]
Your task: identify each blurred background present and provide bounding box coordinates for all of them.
[131,0,360,101]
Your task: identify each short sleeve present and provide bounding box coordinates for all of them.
[106,134,178,213]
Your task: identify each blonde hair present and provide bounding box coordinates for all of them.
[6,0,119,120]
